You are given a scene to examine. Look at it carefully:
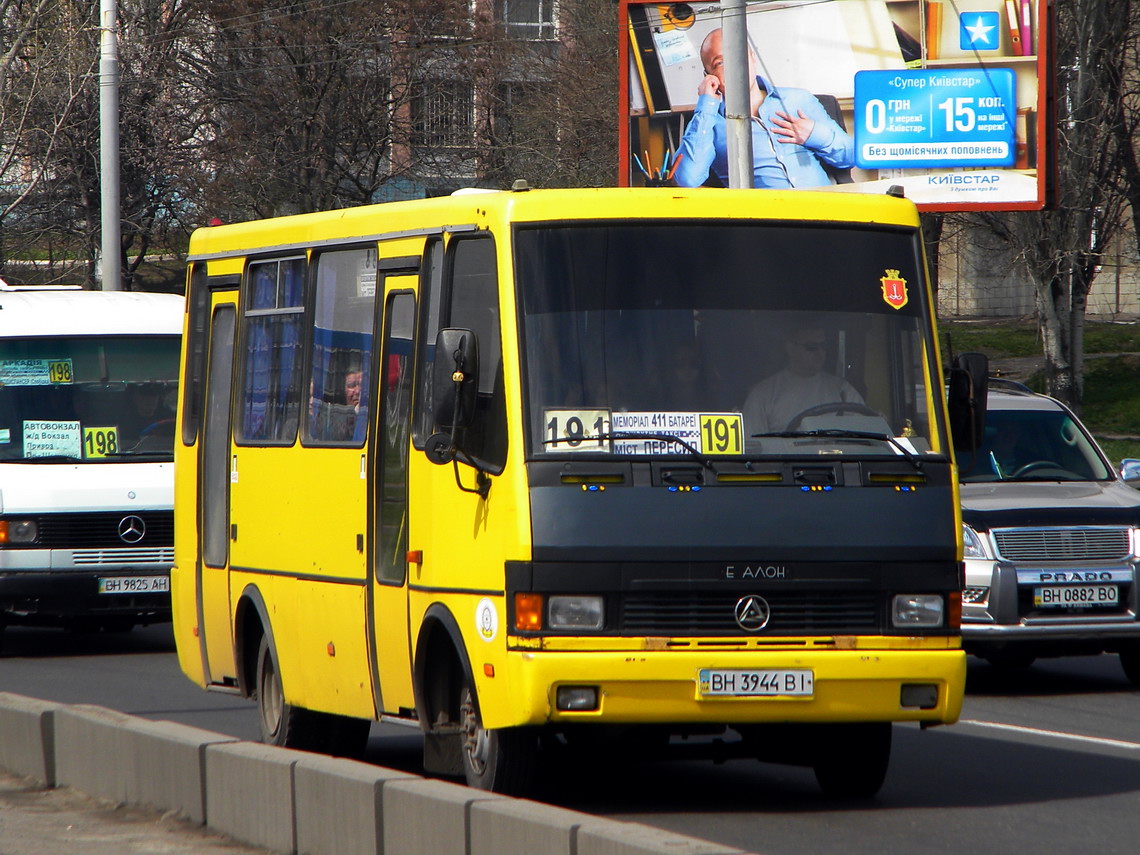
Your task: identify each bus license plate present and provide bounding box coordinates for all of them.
[98,576,170,595]
[698,669,813,697]
[1034,584,1118,607]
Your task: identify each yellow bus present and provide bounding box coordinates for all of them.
[173,186,983,798]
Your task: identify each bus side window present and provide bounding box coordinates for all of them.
[305,247,378,446]
[413,238,444,448]
[237,258,306,444]
[436,236,508,472]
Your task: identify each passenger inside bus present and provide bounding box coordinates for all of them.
[309,355,367,443]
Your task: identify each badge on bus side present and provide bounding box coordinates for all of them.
[476,598,498,642]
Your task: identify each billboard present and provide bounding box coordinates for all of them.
[620,0,1051,210]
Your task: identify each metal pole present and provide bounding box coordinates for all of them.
[721,0,754,189]
[98,0,121,290]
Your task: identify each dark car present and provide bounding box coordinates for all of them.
[958,381,1140,683]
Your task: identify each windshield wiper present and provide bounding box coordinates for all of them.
[104,450,174,460]
[16,455,84,463]
[543,431,716,472]
[751,429,924,473]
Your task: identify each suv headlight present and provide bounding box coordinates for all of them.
[892,594,945,628]
[962,523,989,559]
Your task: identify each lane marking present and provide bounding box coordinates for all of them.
[960,719,1140,751]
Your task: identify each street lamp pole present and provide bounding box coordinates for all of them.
[721,0,754,189]
[98,0,121,290]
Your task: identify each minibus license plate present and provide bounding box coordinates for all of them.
[98,576,170,595]
[1034,584,1117,607]
[698,669,813,697]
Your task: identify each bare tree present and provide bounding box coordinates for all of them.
[2,0,213,289]
[190,0,426,220]
[1,0,98,282]
[479,0,617,189]
[1112,0,1140,253]
[956,0,1132,409]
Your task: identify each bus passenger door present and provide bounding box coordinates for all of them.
[368,270,419,716]
[198,293,239,685]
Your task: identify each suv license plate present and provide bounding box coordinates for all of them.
[698,669,813,697]
[98,576,170,595]
[1034,584,1118,607]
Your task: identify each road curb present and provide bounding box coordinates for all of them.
[0,692,752,855]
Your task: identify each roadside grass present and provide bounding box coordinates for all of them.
[940,319,1140,359]
[939,319,1140,465]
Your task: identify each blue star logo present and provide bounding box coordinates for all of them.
[959,11,1000,50]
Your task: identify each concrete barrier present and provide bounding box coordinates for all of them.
[0,692,61,786]
[0,692,753,855]
[294,752,419,855]
[53,703,239,823]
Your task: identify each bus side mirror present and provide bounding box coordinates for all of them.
[432,328,479,429]
[948,351,988,452]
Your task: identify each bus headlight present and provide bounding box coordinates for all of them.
[0,520,38,545]
[892,594,944,628]
[548,595,604,630]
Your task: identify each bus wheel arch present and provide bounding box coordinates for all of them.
[234,585,273,699]
[413,604,537,794]
[414,606,471,738]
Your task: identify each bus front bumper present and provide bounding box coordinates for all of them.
[492,644,965,730]
[0,568,171,625]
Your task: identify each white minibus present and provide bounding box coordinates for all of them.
[0,282,182,652]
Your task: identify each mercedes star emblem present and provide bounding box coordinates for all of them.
[118,515,146,544]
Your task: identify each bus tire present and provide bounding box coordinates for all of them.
[811,722,892,799]
[254,634,323,751]
[459,682,537,795]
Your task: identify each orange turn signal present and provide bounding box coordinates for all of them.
[947,590,962,630]
[514,593,543,631]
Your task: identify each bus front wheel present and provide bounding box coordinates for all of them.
[459,683,537,795]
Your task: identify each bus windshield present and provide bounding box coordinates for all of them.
[516,221,945,459]
[0,336,180,461]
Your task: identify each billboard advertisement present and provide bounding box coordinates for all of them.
[620,0,1051,210]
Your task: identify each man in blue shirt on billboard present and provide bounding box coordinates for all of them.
[673,28,855,189]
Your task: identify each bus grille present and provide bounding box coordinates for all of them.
[992,527,1131,562]
[618,591,881,635]
[71,547,174,566]
[21,512,174,549]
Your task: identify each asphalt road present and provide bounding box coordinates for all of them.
[1,623,1138,855]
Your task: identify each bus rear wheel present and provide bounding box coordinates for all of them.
[255,634,323,751]
[459,683,537,795]
[811,722,892,799]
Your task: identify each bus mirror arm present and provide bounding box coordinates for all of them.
[425,432,457,465]
[424,432,491,498]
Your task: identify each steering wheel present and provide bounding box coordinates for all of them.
[785,401,884,431]
[1010,460,1067,478]
[139,418,176,437]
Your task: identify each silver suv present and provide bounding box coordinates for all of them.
[959,381,1140,683]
